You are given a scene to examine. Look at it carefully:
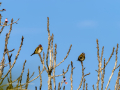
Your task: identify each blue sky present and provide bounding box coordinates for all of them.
[0,0,120,90]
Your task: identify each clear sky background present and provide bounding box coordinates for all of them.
[0,0,120,90]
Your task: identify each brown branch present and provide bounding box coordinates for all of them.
[51,64,70,78]
[0,18,19,26]
[38,53,48,73]
[77,62,90,90]
[25,69,29,89]
[92,85,95,90]
[38,53,43,63]
[0,36,24,85]
[63,86,65,90]
[56,44,72,67]
[86,83,88,90]
[83,78,85,90]
[3,67,45,89]
[51,34,54,67]
[12,60,26,83]
[84,73,90,77]
[8,53,12,63]
[46,17,50,69]
[101,47,115,70]
[60,70,65,89]
[1,18,14,77]
[29,72,35,79]
[8,49,15,52]
[53,44,57,90]
[38,66,42,90]
[100,46,104,82]
[115,64,120,69]
[101,58,105,90]
[96,39,100,62]
[105,44,119,90]
[96,39,101,90]
[100,46,104,64]
[58,82,60,90]
[0,25,5,34]
[70,61,75,90]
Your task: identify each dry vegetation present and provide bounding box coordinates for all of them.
[0,2,120,90]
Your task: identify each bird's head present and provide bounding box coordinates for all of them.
[82,52,85,56]
[2,9,6,11]
[39,44,42,47]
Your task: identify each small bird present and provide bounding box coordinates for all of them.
[63,77,68,84]
[2,9,6,11]
[31,44,43,56]
[5,18,8,23]
[0,2,2,6]
[77,53,85,63]
[4,18,8,25]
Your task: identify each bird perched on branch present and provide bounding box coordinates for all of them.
[4,18,8,25]
[5,18,8,23]
[78,53,85,63]
[63,76,68,84]
[31,44,43,56]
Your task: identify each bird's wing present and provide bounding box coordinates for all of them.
[34,46,39,53]
[79,55,82,59]
[35,47,39,51]
[80,56,82,59]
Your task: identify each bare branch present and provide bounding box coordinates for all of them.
[46,17,50,69]
[70,61,75,90]
[86,83,88,90]
[101,58,105,90]
[77,62,90,90]
[29,72,35,79]
[96,39,100,62]
[25,69,29,89]
[105,44,119,90]
[60,70,65,89]
[12,60,26,83]
[56,44,72,67]
[100,47,115,71]
[38,66,42,90]
[53,44,57,90]
[0,18,19,26]
[51,64,70,78]
[92,85,95,90]
[0,36,24,85]
[38,53,48,73]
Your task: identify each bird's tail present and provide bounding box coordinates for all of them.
[31,53,34,56]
